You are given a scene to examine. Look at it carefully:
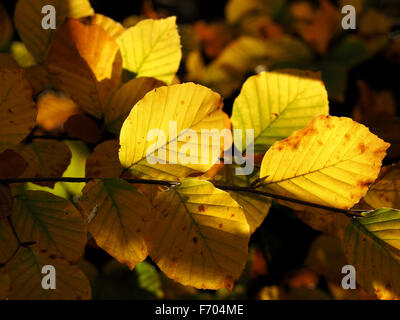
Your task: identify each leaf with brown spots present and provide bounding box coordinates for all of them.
[363,162,400,210]
[344,208,400,299]
[14,140,71,187]
[0,68,37,153]
[78,179,150,270]
[260,115,390,211]
[145,178,250,290]
[4,247,91,300]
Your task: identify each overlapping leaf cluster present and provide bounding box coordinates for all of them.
[0,0,398,300]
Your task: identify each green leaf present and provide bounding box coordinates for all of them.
[231,70,329,153]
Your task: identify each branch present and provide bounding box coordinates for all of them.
[1,177,363,217]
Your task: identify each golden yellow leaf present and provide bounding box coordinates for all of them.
[36,91,80,132]
[146,178,250,290]
[117,17,182,84]
[344,208,400,299]
[5,247,91,300]
[14,0,94,63]
[47,18,122,118]
[119,83,229,180]
[105,77,164,135]
[87,14,125,39]
[231,70,329,153]
[79,179,150,270]
[213,164,271,233]
[260,115,390,210]
[363,162,400,210]
[12,189,87,262]
[0,68,37,153]
[14,140,71,187]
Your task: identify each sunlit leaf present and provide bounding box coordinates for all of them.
[117,17,182,84]
[146,178,250,290]
[344,208,400,299]
[0,68,37,152]
[79,179,149,270]
[231,70,329,153]
[135,261,164,299]
[87,14,125,39]
[119,83,229,180]
[14,0,94,63]
[10,41,35,67]
[47,18,122,118]
[12,189,87,261]
[260,115,390,210]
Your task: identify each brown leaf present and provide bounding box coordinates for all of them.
[0,184,13,219]
[64,114,102,144]
[0,149,28,179]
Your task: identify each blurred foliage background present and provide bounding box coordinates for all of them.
[1,0,399,300]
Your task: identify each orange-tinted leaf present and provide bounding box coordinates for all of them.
[47,18,122,118]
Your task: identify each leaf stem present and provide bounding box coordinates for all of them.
[0,177,363,217]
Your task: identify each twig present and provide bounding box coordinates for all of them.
[0,177,362,217]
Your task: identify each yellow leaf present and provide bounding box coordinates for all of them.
[0,68,37,153]
[260,115,390,210]
[213,164,271,233]
[231,70,329,153]
[119,83,229,180]
[344,208,400,299]
[12,189,87,262]
[87,14,125,39]
[47,18,122,118]
[14,0,94,63]
[14,140,71,187]
[117,17,182,84]
[363,162,400,210]
[146,178,250,290]
[79,179,150,270]
[105,77,164,135]
[10,41,35,67]
[5,247,91,300]
[36,91,80,132]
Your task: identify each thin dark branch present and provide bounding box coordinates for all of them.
[0,177,363,217]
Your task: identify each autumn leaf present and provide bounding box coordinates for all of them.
[260,115,390,210]
[47,18,122,118]
[0,149,28,179]
[117,17,182,84]
[104,77,164,135]
[145,178,250,290]
[0,272,9,299]
[344,208,400,299]
[14,0,94,63]
[0,68,37,153]
[64,114,102,144]
[85,14,125,39]
[213,164,271,233]
[231,70,329,153]
[119,83,230,180]
[363,162,400,210]
[12,189,87,262]
[14,140,71,187]
[5,247,91,300]
[79,179,150,270]
[0,3,13,51]
[0,184,13,219]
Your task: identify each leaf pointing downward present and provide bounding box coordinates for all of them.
[260,115,390,210]
[146,178,250,290]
